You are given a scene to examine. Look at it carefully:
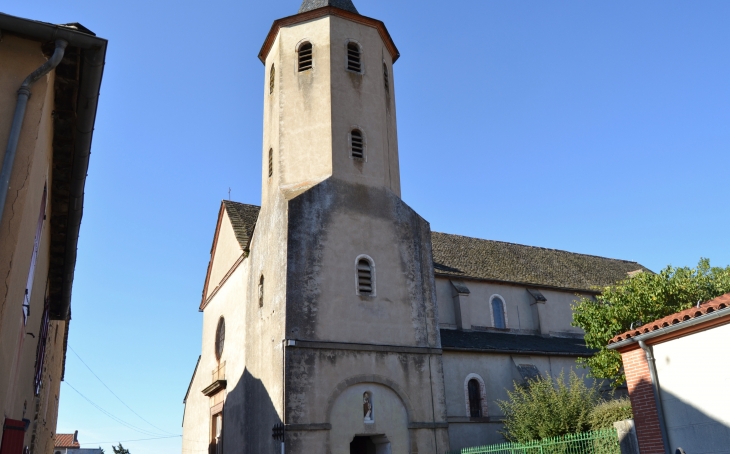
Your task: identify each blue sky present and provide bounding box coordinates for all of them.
[4,1,730,453]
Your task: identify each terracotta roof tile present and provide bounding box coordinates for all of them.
[55,434,79,448]
[609,293,730,344]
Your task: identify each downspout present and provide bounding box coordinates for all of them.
[0,39,68,227]
[638,340,671,454]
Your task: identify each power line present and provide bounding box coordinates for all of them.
[80,435,182,445]
[63,381,170,438]
[69,345,177,436]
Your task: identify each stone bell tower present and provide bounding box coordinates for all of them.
[246,1,450,453]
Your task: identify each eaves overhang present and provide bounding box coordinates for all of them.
[258,6,400,64]
[0,12,108,322]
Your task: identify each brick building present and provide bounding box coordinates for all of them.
[608,293,730,454]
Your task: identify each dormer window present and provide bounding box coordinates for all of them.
[298,42,313,72]
[347,42,361,73]
[350,129,364,159]
[269,65,275,94]
[355,255,375,296]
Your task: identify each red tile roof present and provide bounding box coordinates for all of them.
[609,293,730,344]
[55,434,80,448]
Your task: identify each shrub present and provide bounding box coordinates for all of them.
[589,397,633,430]
[497,370,601,443]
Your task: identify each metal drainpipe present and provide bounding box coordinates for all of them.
[0,39,68,228]
[638,340,671,454]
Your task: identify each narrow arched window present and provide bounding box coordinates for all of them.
[268,149,273,178]
[468,379,482,417]
[356,256,374,296]
[492,296,506,329]
[258,275,265,307]
[383,62,389,94]
[350,130,364,159]
[269,64,275,94]
[347,42,361,73]
[215,317,225,360]
[298,42,313,72]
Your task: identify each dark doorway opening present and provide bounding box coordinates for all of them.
[350,436,377,454]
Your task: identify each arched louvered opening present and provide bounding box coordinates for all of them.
[350,129,364,159]
[298,42,313,72]
[491,296,507,329]
[215,317,225,361]
[347,42,361,73]
[383,62,390,94]
[268,149,273,178]
[468,379,482,417]
[269,64,275,94]
[356,257,374,296]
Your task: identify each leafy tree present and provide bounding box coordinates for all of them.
[572,258,730,386]
[112,444,130,454]
[589,397,633,430]
[98,449,105,454]
[497,371,600,442]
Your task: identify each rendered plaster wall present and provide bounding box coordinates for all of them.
[205,213,244,300]
[442,352,591,450]
[434,278,586,336]
[0,33,56,450]
[653,323,730,454]
[182,235,249,454]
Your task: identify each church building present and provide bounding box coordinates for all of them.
[181,1,649,453]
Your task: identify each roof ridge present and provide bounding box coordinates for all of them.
[432,231,643,265]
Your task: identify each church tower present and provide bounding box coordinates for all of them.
[246,1,450,453]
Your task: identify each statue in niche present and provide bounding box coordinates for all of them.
[363,392,373,422]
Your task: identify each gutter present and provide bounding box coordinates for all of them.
[638,340,671,454]
[0,39,67,231]
[0,12,108,321]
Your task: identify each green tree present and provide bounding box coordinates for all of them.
[98,449,105,454]
[572,258,730,386]
[497,371,600,442]
[112,444,130,454]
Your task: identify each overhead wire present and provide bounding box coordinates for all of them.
[63,381,173,438]
[80,435,182,445]
[68,345,177,435]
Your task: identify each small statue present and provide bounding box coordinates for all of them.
[363,392,373,422]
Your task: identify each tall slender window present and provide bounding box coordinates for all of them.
[492,296,506,329]
[215,317,225,361]
[269,64,275,94]
[258,275,265,307]
[350,130,364,159]
[23,186,47,325]
[298,42,313,72]
[268,149,273,178]
[347,42,361,72]
[468,379,482,417]
[383,62,390,94]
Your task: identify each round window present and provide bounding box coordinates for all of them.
[215,317,225,360]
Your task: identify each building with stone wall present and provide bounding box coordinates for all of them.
[0,13,106,454]
[181,1,648,453]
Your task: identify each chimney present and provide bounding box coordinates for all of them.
[73,430,78,443]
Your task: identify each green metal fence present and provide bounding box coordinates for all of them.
[447,428,621,454]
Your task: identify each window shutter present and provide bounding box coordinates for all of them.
[357,260,372,295]
[0,419,26,454]
[298,42,313,72]
[347,43,361,72]
[351,130,364,159]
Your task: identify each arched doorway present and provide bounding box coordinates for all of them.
[350,435,391,454]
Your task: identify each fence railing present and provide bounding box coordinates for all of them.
[447,428,621,454]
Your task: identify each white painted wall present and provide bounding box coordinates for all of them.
[653,323,730,454]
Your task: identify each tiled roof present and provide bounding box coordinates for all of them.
[222,201,260,253]
[299,0,359,14]
[609,293,730,344]
[440,329,594,356]
[55,434,79,448]
[431,232,650,292]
